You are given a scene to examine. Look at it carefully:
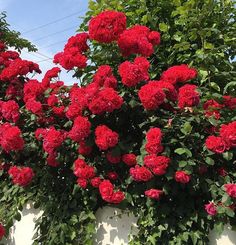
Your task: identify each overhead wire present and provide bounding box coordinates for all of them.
[41,40,68,49]
[32,25,79,41]
[21,10,86,35]
[21,50,53,64]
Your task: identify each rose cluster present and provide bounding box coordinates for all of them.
[205,121,236,154]
[0,11,235,234]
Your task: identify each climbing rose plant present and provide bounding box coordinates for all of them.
[0,10,236,245]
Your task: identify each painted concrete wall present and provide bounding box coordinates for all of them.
[2,205,236,245]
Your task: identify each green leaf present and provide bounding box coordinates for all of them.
[210,82,220,92]
[204,42,214,49]
[226,208,235,217]
[214,222,224,235]
[175,148,192,157]
[159,22,168,32]
[181,122,192,135]
[179,161,187,167]
[175,148,186,155]
[205,157,215,165]
[223,152,233,161]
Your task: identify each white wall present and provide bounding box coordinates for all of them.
[2,205,236,245]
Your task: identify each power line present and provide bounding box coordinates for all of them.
[21,10,86,35]
[21,50,53,64]
[41,40,68,49]
[32,25,78,41]
[37,58,53,63]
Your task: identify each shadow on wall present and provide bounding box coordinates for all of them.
[2,204,236,245]
[94,207,138,245]
[209,225,236,245]
[2,203,43,245]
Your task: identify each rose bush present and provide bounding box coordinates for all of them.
[0,8,236,245]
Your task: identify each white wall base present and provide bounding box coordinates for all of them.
[2,205,236,245]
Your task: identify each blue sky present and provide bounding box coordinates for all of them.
[0,0,89,84]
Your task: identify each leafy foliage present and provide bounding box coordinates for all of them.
[0,12,36,52]
[0,1,236,245]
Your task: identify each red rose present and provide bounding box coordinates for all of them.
[8,166,34,186]
[138,82,166,110]
[0,223,5,240]
[217,167,228,177]
[220,121,236,148]
[107,172,119,180]
[73,158,95,179]
[42,127,65,154]
[89,11,126,43]
[145,128,163,155]
[47,153,60,167]
[205,136,228,153]
[122,153,137,166]
[77,178,88,189]
[88,87,123,115]
[175,171,191,184]
[223,96,236,109]
[145,189,163,200]
[205,202,217,216]
[130,166,153,182]
[25,99,43,115]
[118,25,160,57]
[78,141,92,156]
[95,125,119,150]
[118,57,150,87]
[1,100,20,122]
[161,64,197,84]
[66,103,82,120]
[0,123,24,152]
[178,84,200,109]
[110,191,125,204]
[93,65,117,89]
[90,177,102,188]
[224,184,236,198]
[99,180,114,202]
[68,116,91,143]
[203,99,222,120]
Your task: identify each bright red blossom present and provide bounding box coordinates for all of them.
[99,180,124,204]
[138,81,166,110]
[224,184,236,198]
[144,155,170,175]
[89,11,126,43]
[205,136,229,154]
[0,123,24,152]
[8,166,34,186]
[145,128,163,155]
[95,125,119,151]
[178,84,200,109]
[88,88,123,114]
[118,25,160,57]
[90,177,102,188]
[68,116,91,143]
[130,165,153,182]
[145,189,163,200]
[122,153,137,166]
[205,202,217,216]
[0,223,5,240]
[0,100,19,122]
[161,64,197,84]
[119,57,150,87]
[219,121,236,148]
[93,65,117,89]
[175,171,191,184]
